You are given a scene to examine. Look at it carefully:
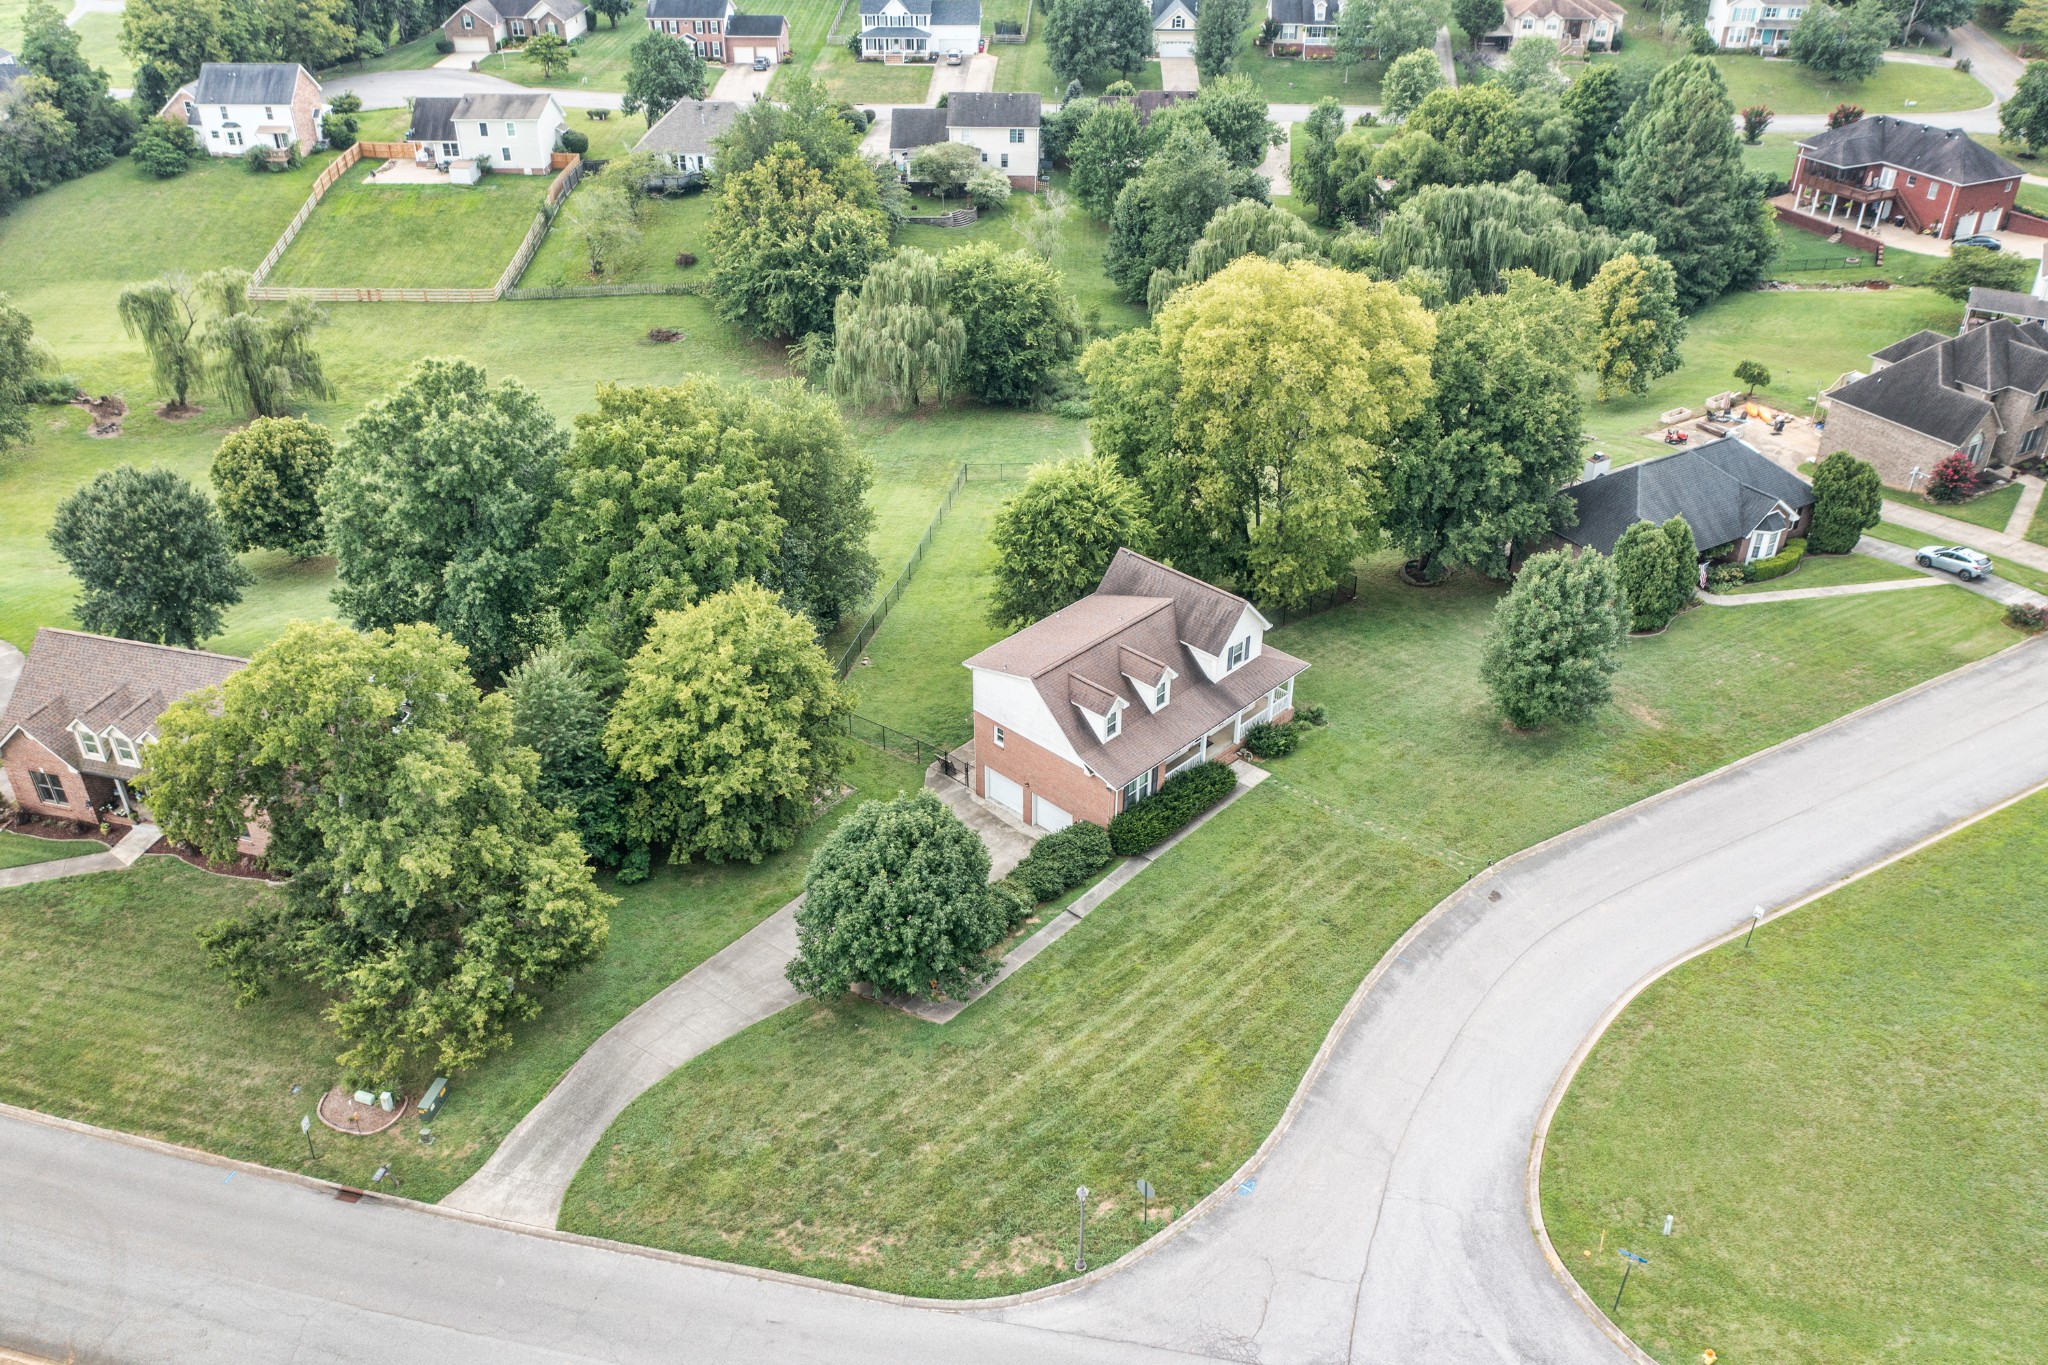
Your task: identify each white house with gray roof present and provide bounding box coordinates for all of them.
[1153,0,1198,57]
[634,98,741,181]
[408,92,569,173]
[889,90,1040,186]
[858,0,982,59]
[158,62,328,157]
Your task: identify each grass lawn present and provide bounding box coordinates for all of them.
[70,10,133,87]
[1714,53,1988,116]
[1720,549,1924,594]
[519,186,714,287]
[1768,220,1944,287]
[267,163,547,290]
[1586,288,1961,459]
[1542,789,2048,1365]
[1237,51,1382,104]
[0,743,928,1201]
[475,4,649,92]
[325,29,449,76]
[1738,131,1799,185]
[805,43,935,104]
[560,555,2019,1297]
[0,832,86,870]
[2032,498,2048,548]
[1883,480,2025,531]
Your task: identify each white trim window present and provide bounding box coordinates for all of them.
[1120,769,1154,810]
[991,724,1006,747]
[1226,637,1249,670]
[110,734,138,765]
[30,771,67,805]
[1746,527,1785,563]
[1104,706,1120,739]
[76,728,104,760]
[1154,677,1170,708]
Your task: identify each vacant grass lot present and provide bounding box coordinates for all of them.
[0,832,85,870]
[1542,789,2048,1365]
[0,744,926,1200]
[519,187,714,287]
[1587,288,1961,458]
[1721,550,1924,594]
[1716,52,1988,115]
[561,558,2019,1296]
[267,164,546,289]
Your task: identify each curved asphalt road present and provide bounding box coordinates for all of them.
[3,639,2046,1363]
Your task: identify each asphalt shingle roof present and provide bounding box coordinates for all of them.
[0,629,246,777]
[452,92,560,121]
[1966,287,2048,324]
[726,12,787,33]
[860,0,932,13]
[192,62,306,106]
[946,90,1039,128]
[408,95,460,143]
[1153,0,1196,18]
[1268,0,1340,22]
[1797,114,2021,186]
[888,105,949,149]
[1560,438,1814,556]
[1830,317,2048,447]
[930,0,980,23]
[635,98,742,155]
[647,0,733,16]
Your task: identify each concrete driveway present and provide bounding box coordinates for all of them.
[1855,534,2048,609]
[1158,55,1199,90]
[710,60,775,103]
[9,640,2048,1362]
[925,52,996,104]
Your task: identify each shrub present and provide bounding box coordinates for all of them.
[132,116,200,178]
[243,145,272,174]
[559,128,590,154]
[322,113,358,151]
[1107,761,1238,856]
[1740,105,1772,144]
[1242,720,1299,758]
[1926,450,1977,503]
[1827,102,1865,130]
[1296,701,1327,727]
[1008,821,1115,901]
[1741,536,1806,582]
[1706,563,1746,593]
[435,34,455,53]
[990,876,1038,930]
[675,251,698,267]
[2005,602,2047,633]
[21,373,78,404]
[1956,55,1972,73]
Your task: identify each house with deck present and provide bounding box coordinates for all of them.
[1268,0,1339,55]
[964,550,1307,831]
[1790,115,2021,241]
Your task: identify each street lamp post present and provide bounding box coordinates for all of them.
[1075,1186,1089,1272]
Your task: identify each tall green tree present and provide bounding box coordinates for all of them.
[2001,60,2048,155]
[131,113,201,176]
[1807,450,1884,554]
[21,0,135,168]
[0,297,50,456]
[1382,47,1445,120]
[325,358,565,681]
[507,645,630,869]
[1479,548,1626,729]
[117,277,207,413]
[711,72,864,181]
[1929,244,2036,300]
[1561,63,1642,207]
[1189,74,1281,169]
[1044,0,1152,86]
[1293,97,1347,225]
[1451,0,1504,47]
[1583,251,1686,401]
[1084,255,1436,607]
[1500,34,1563,94]
[1195,0,1250,78]
[827,248,965,410]
[1066,100,1145,217]
[987,458,1157,627]
[210,416,334,558]
[1365,0,1451,59]
[1334,0,1378,77]
[1377,173,1651,303]
[1104,121,1259,302]
[1612,518,1681,632]
[1384,271,1588,580]
[1662,515,1699,612]
[523,30,572,77]
[623,30,707,122]
[786,791,1008,1002]
[1601,55,1775,311]
[605,583,851,865]
[199,269,333,418]
[1371,83,1536,197]
[706,143,889,340]
[1145,197,1320,308]
[142,621,612,1079]
[48,465,250,646]
[1787,0,1893,82]
[942,243,1085,405]
[589,0,631,24]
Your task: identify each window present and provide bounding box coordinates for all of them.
[2034,389,2048,413]
[1173,12,1184,24]
[76,729,103,759]
[1154,678,1170,707]
[1009,128,1025,143]
[30,771,66,805]
[226,130,244,147]
[1928,183,1938,201]
[1104,706,1120,738]
[505,122,516,135]
[443,141,460,157]
[462,11,474,25]
[1520,16,1532,26]
[1226,637,1249,670]
[2022,427,2045,455]
[219,105,229,119]
[1906,175,1917,186]
[110,734,137,765]
[992,724,1006,747]
[479,121,490,136]
[1000,153,1009,168]
[500,145,511,162]
[1746,527,1783,563]
[1120,770,1153,810]
[264,106,274,119]
[1271,684,1290,708]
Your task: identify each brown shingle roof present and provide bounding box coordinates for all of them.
[0,629,245,774]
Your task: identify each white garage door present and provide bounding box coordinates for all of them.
[1953,211,1979,238]
[1159,40,1193,57]
[1032,796,1073,832]
[734,42,776,65]
[453,35,490,52]
[984,768,1024,818]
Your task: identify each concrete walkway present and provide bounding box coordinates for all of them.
[2005,473,2043,539]
[0,823,160,891]
[1856,533,2048,608]
[1697,575,1940,606]
[1158,55,1199,91]
[1882,497,2048,575]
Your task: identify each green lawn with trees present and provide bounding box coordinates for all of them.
[1542,788,2048,1364]
[475,1,651,90]
[562,559,2021,1295]
[1720,549,1921,593]
[267,164,547,290]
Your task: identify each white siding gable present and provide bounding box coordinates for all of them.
[970,667,1082,762]
[1186,603,1265,682]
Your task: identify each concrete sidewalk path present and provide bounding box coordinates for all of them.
[1881,498,2048,575]
[2005,474,2043,539]
[0,823,159,891]
[1857,534,2048,609]
[1697,575,1940,606]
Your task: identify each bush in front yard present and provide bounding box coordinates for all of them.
[1108,761,1238,857]
[1243,720,1299,758]
[1009,821,1114,902]
[2005,602,2048,633]
[1741,537,1807,583]
[1927,451,1977,503]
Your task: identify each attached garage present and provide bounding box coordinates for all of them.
[452,33,491,51]
[1032,796,1073,832]
[984,768,1025,819]
[730,40,777,64]
[1158,39,1193,57]
[1952,210,1980,238]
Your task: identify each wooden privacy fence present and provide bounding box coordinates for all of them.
[246,151,585,303]
[834,462,967,679]
[905,205,978,226]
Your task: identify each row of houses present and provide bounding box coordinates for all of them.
[1265,0,1625,57]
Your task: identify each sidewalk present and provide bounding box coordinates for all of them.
[1697,577,1940,607]
[2005,474,2043,539]
[0,823,161,891]
[1882,497,2048,576]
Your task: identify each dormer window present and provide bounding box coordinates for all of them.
[1104,706,1120,738]
[110,734,137,765]
[1312,0,1326,19]
[1154,678,1170,707]
[76,728,104,759]
[1226,638,1249,670]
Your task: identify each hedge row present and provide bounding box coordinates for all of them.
[1742,537,1807,583]
[1107,761,1237,857]
[1009,822,1114,902]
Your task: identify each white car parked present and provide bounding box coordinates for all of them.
[1916,545,1994,581]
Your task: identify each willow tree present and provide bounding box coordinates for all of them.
[117,273,206,412]
[1146,199,1322,311]
[827,248,965,412]
[1374,172,1652,304]
[199,269,333,418]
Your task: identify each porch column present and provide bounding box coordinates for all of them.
[113,778,132,817]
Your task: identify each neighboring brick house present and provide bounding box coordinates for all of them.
[964,550,1308,832]
[1486,0,1624,53]
[889,92,1042,186]
[857,0,982,59]
[1825,319,2048,488]
[645,0,790,63]
[1790,116,2022,241]
[0,629,266,857]
[443,0,590,54]
[408,92,570,173]
[1153,0,1198,57]
[1268,0,1339,55]
[1557,437,1814,566]
[158,63,328,158]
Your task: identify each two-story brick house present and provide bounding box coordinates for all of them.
[442,0,590,54]
[0,629,266,857]
[157,63,328,158]
[964,550,1307,832]
[1824,318,2048,488]
[1789,115,2022,241]
[645,0,790,64]
[1487,0,1625,53]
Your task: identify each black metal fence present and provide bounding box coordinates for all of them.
[834,462,968,678]
[843,713,970,785]
[1268,572,1360,624]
